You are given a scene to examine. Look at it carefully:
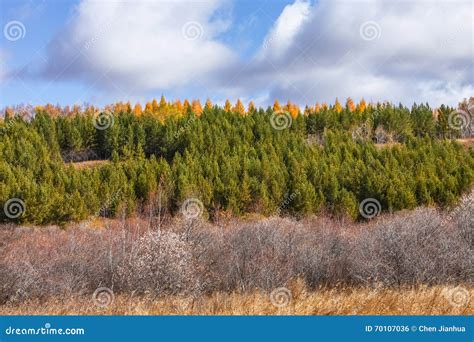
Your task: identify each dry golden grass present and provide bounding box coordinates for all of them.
[67,159,109,170]
[2,282,472,315]
[457,138,474,149]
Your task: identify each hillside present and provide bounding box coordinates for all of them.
[1,100,473,225]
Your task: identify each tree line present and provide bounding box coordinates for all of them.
[1,98,473,224]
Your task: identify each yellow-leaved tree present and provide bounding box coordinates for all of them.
[224,99,232,112]
[204,98,213,111]
[334,98,342,113]
[133,103,143,116]
[183,99,191,113]
[192,99,203,116]
[233,99,246,116]
[273,100,281,112]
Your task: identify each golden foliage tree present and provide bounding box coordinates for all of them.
[174,100,183,114]
[183,99,191,113]
[152,98,159,112]
[133,103,143,116]
[315,102,321,113]
[233,99,246,116]
[192,99,203,116]
[224,99,232,112]
[204,98,213,111]
[273,100,281,112]
[334,98,342,113]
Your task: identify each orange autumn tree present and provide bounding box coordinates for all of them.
[133,103,143,116]
[192,99,203,116]
[346,98,355,112]
[152,98,159,112]
[174,100,183,115]
[315,102,321,113]
[273,100,281,112]
[183,99,191,113]
[145,101,153,114]
[204,98,213,111]
[233,99,246,116]
[224,99,232,112]
[284,100,299,118]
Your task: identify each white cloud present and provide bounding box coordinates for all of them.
[41,0,236,93]
[237,0,473,107]
[258,0,311,59]
[35,0,472,107]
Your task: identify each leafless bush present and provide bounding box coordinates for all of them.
[0,197,472,303]
[349,208,472,286]
[116,230,197,295]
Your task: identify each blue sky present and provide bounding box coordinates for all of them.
[1,0,472,108]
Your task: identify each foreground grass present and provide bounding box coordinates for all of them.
[2,284,472,315]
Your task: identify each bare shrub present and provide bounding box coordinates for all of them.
[116,230,197,295]
[0,197,472,303]
[350,208,472,286]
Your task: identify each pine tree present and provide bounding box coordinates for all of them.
[247,101,256,113]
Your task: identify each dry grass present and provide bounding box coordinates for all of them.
[457,138,474,149]
[1,283,472,315]
[67,159,109,169]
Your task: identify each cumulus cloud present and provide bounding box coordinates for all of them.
[33,0,472,106]
[236,0,473,106]
[39,0,236,93]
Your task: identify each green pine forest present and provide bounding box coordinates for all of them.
[1,100,473,224]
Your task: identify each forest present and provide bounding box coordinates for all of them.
[1,97,473,224]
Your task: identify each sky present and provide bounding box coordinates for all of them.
[0,0,472,109]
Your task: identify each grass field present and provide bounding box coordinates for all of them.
[1,283,472,315]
